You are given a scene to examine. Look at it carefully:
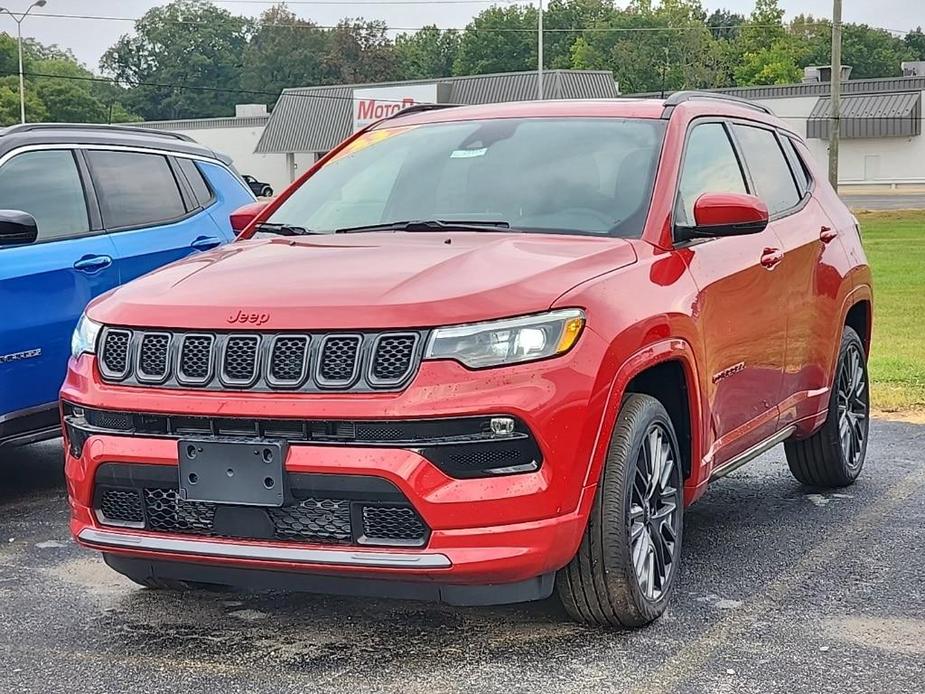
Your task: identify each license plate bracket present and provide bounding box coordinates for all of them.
[178,439,288,507]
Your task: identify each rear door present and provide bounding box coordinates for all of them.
[764,133,851,426]
[0,148,119,419]
[84,149,227,285]
[677,121,789,465]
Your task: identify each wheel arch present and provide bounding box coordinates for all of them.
[583,338,706,504]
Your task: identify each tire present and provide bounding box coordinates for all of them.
[261,186,273,198]
[784,326,869,487]
[103,554,230,592]
[557,393,683,627]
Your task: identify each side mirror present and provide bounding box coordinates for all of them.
[0,209,38,246]
[230,200,270,235]
[676,193,769,242]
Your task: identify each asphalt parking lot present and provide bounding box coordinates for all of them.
[1,419,923,694]
[843,193,925,210]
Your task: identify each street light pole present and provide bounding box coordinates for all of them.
[537,0,543,100]
[0,0,48,124]
[828,0,843,189]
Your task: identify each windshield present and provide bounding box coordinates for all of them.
[264,117,666,238]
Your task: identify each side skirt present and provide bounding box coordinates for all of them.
[709,425,796,482]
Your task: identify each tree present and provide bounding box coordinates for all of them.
[241,6,330,105]
[453,6,538,76]
[733,0,801,86]
[394,25,459,80]
[322,19,397,84]
[100,0,251,120]
[0,76,46,124]
[906,28,925,60]
[706,8,745,40]
[734,41,802,85]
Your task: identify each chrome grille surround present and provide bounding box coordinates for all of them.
[98,328,425,393]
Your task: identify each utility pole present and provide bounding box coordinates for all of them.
[537,0,543,100]
[828,0,843,189]
[0,1,47,124]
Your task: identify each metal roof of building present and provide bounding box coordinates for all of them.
[631,75,925,101]
[807,92,921,139]
[254,70,619,154]
[140,115,271,131]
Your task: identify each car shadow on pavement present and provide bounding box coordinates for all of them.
[0,438,65,504]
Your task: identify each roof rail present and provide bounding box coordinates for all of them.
[384,103,463,121]
[0,122,196,142]
[661,91,774,117]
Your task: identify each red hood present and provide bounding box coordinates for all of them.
[89,232,637,330]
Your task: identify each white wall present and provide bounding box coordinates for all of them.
[753,92,925,184]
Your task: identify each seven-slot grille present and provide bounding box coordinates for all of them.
[98,327,422,392]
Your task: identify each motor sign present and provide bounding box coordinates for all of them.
[352,84,439,131]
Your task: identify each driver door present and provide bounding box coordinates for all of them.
[676,121,788,467]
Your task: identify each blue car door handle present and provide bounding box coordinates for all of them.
[73,254,113,273]
[191,236,222,251]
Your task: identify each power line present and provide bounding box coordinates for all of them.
[9,70,925,122]
[0,12,913,36]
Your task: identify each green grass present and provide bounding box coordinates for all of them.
[856,210,925,414]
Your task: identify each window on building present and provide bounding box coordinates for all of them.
[86,150,187,229]
[0,150,90,241]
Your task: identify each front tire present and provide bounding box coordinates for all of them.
[557,394,683,627]
[785,326,870,487]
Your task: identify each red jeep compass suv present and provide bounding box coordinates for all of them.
[62,93,872,627]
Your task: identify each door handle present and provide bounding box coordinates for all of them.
[760,247,784,270]
[191,236,222,251]
[820,226,838,243]
[73,254,113,273]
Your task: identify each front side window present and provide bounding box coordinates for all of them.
[0,149,89,241]
[86,150,186,229]
[732,125,801,215]
[675,122,748,226]
[263,117,667,238]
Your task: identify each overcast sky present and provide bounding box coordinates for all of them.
[0,0,920,71]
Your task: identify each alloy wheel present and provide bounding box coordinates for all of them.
[838,343,868,472]
[629,424,680,601]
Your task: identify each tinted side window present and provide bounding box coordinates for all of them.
[732,125,800,214]
[176,157,214,207]
[86,150,186,229]
[780,136,810,195]
[676,123,747,225]
[0,150,89,241]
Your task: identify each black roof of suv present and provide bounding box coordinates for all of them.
[0,123,232,164]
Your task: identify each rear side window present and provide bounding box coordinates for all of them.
[176,157,214,207]
[86,150,186,229]
[675,123,747,226]
[780,136,811,196]
[0,149,89,241]
[732,125,800,214]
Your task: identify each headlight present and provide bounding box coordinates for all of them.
[71,313,102,359]
[424,309,585,369]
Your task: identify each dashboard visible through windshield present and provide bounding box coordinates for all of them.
[262,117,666,238]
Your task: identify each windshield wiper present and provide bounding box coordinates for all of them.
[255,222,319,236]
[334,219,512,234]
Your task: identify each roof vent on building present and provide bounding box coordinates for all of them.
[902,61,925,77]
[235,103,268,118]
[804,65,852,83]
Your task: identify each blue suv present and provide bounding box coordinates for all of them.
[0,124,255,448]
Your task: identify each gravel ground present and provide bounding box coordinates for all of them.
[1,418,923,694]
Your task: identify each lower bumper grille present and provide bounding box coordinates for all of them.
[94,464,429,548]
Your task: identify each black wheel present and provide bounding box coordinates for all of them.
[103,554,230,592]
[260,185,273,197]
[557,394,683,627]
[785,326,869,487]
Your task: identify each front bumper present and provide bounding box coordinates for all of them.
[62,334,609,597]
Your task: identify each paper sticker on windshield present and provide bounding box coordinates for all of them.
[450,148,487,159]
